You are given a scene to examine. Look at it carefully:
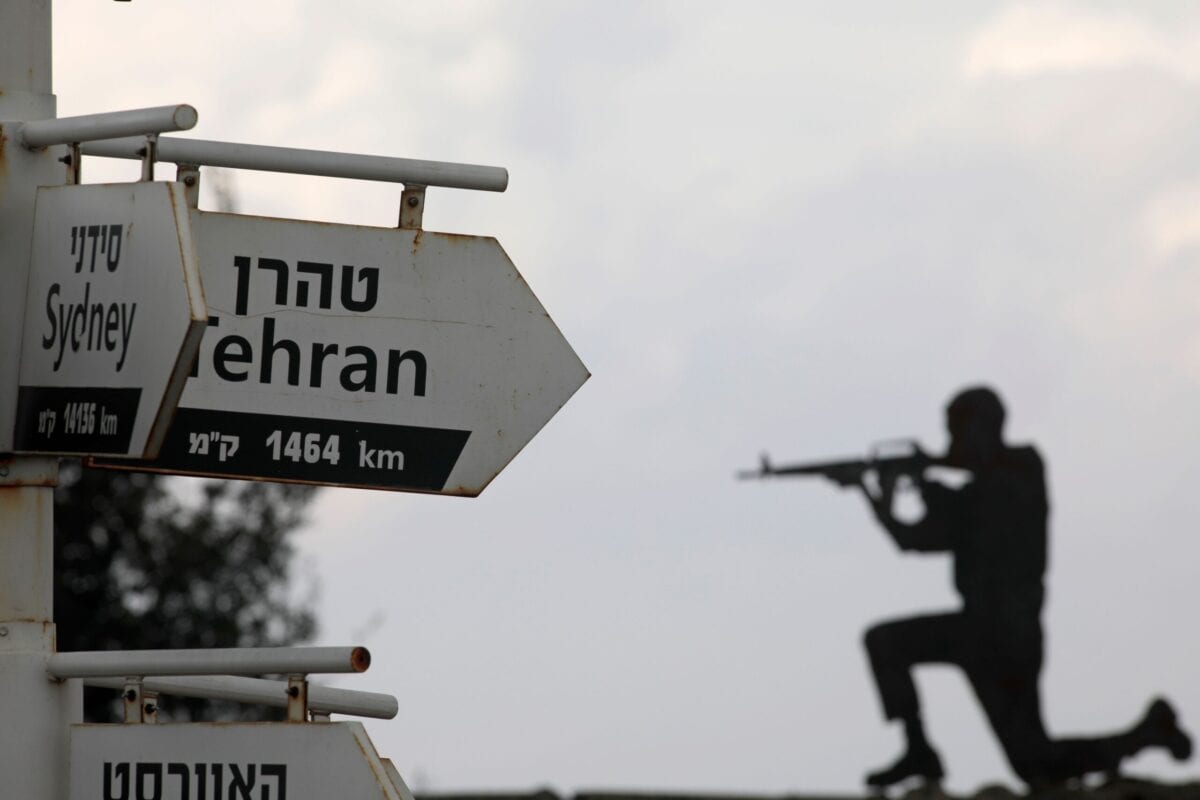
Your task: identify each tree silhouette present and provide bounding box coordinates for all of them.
[53,460,318,721]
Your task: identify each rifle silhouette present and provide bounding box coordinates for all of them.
[737,440,951,487]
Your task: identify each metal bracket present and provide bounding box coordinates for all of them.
[286,674,309,723]
[0,457,58,488]
[122,677,144,723]
[139,134,158,182]
[142,690,159,724]
[176,163,201,208]
[58,142,82,184]
[399,184,425,230]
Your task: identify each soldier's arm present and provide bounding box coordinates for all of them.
[862,473,959,552]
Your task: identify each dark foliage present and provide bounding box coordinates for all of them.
[53,461,318,721]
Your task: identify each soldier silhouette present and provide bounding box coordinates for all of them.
[856,386,1191,791]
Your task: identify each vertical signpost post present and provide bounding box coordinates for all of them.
[1,4,586,798]
[0,9,208,797]
[0,5,77,799]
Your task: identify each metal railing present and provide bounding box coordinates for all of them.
[85,674,398,720]
[47,645,369,678]
[48,645,382,723]
[20,101,507,230]
[17,104,197,148]
[82,134,508,192]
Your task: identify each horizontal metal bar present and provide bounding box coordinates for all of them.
[20,104,197,148]
[47,646,369,679]
[81,135,508,191]
[85,675,398,719]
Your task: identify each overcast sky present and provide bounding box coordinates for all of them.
[56,1,1200,795]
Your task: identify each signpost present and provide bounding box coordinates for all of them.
[14,182,207,458]
[70,721,415,800]
[93,210,588,495]
[2,3,588,795]
[0,10,212,793]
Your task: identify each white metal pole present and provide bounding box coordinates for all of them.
[48,645,372,678]
[0,5,79,800]
[0,1,61,453]
[18,103,198,148]
[84,675,400,720]
[82,135,509,191]
[0,458,81,800]
[0,0,52,112]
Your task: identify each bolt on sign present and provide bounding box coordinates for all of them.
[13,182,207,458]
[92,211,589,495]
[70,721,414,800]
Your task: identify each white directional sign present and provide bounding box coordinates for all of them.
[93,211,588,495]
[13,182,207,458]
[69,721,414,800]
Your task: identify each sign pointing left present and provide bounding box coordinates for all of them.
[13,182,207,458]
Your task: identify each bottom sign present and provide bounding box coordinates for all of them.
[70,721,413,800]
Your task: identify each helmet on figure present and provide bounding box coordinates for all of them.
[945,385,1005,468]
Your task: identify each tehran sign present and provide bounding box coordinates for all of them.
[94,210,588,495]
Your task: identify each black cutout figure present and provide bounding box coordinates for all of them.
[740,385,1193,791]
[855,387,1192,791]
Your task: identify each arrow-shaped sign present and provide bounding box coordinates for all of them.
[93,211,588,495]
[70,721,414,800]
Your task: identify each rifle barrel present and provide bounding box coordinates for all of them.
[767,460,857,476]
[746,452,947,478]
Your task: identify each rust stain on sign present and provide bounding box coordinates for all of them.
[349,732,393,794]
